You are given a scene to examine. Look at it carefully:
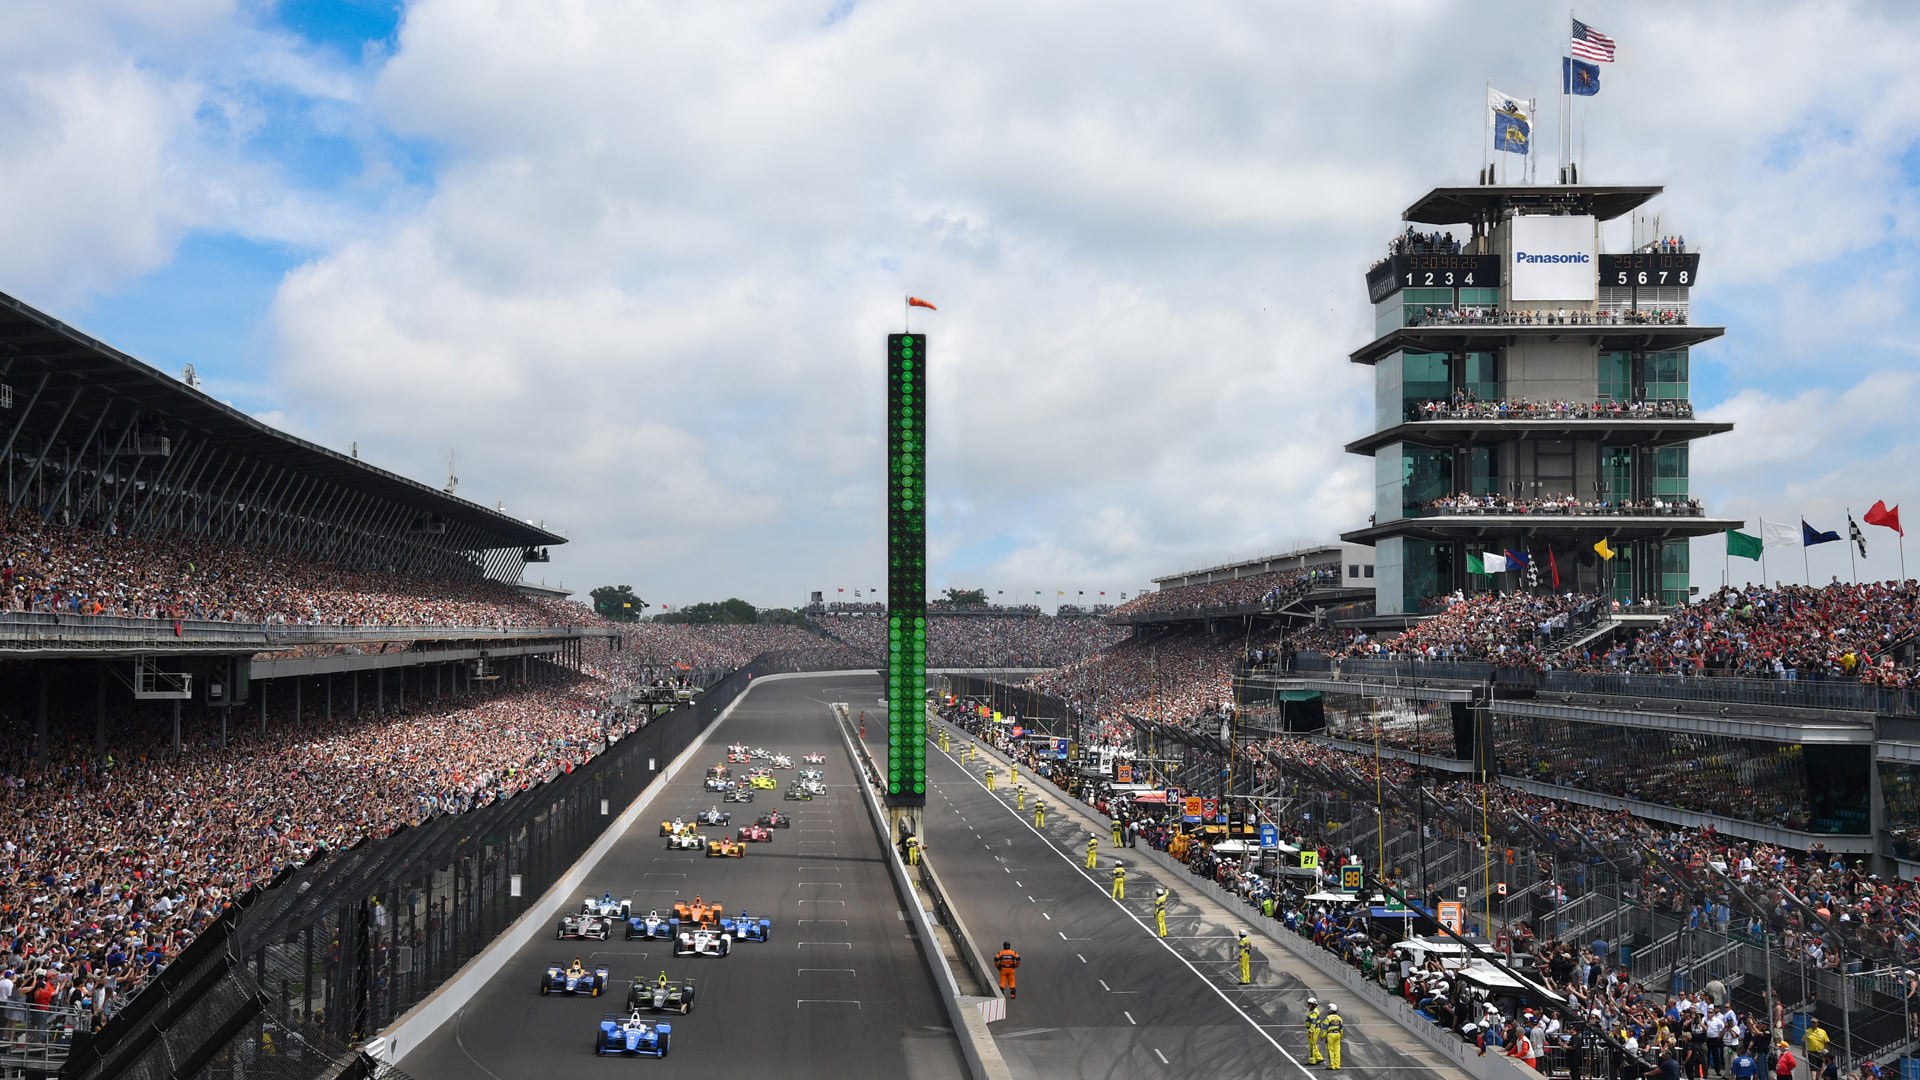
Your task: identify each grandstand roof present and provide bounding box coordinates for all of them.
[0,290,563,548]
[1149,544,1352,587]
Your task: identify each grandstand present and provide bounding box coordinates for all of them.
[1107,543,1375,628]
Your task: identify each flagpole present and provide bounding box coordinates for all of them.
[1802,530,1811,586]
[1847,508,1859,584]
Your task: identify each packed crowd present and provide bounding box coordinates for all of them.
[809,613,1124,668]
[600,621,830,674]
[0,671,625,1035]
[1108,566,1345,622]
[1416,494,1704,517]
[0,509,587,628]
[1404,398,1695,423]
[1348,591,1601,665]
[1569,580,1920,684]
[1404,306,1690,327]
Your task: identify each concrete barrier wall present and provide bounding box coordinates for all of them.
[831,703,1012,1080]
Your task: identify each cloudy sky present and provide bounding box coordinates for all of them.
[4,0,1918,610]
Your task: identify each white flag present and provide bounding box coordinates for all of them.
[1482,551,1509,573]
[1760,519,1798,548]
[1488,87,1529,127]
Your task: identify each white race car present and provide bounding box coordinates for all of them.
[803,753,825,765]
[801,779,827,795]
[667,831,707,851]
[798,769,824,782]
[557,912,611,940]
[583,892,633,920]
[770,755,794,769]
[672,926,733,958]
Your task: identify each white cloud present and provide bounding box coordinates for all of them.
[14,1,1920,608]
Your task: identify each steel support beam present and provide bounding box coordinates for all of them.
[78,412,138,523]
[16,384,80,506]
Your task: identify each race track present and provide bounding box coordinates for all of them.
[398,673,966,1080]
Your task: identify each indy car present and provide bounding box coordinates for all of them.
[660,817,693,838]
[541,961,609,996]
[666,830,706,851]
[624,909,677,940]
[583,892,633,920]
[628,973,696,1014]
[756,809,790,829]
[803,753,826,765]
[770,754,794,769]
[703,766,730,792]
[798,769,824,781]
[727,743,749,757]
[784,784,813,801]
[718,911,771,943]
[557,912,611,940]
[750,747,772,760]
[706,836,745,858]
[748,773,777,790]
[737,823,772,843]
[595,1013,671,1057]
[672,924,733,958]
[723,786,754,803]
[673,896,722,925]
[799,779,827,796]
[695,807,731,826]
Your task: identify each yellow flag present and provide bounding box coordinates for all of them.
[1594,538,1615,561]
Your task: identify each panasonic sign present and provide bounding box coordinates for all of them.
[1508,215,1597,302]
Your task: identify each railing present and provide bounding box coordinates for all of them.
[1288,658,1916,717]
[1403,399,1696,423]
[1403,307,1691,328]
[1408,500,1706,518]
[0,610,612,648]
[0,1002,89,1073]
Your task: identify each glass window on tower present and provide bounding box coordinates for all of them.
[1660,543,1691,607]
[1611,545,1635,606]
[1461,351,1500,401]
[1467,446,1502,497]
[1375,444,1404,522]
[1645,350,1689,401]
[1375,288,1454,338]
[1401,351,1450,420]
[1652,446,1689,499]
[1402,444,1453,516]
[1598,351,1632,402]
[1376,352,1404,431]
[1600,446,1633,503]
[1403,538,1454,614]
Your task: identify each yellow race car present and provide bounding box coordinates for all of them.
[749,774,777,789]
[659,817,694,837]
[706,836,746,859]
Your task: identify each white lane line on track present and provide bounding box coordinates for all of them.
[1124,1011,1137,1025]
[1042,913,1051,921]
[795,918,847,924]
[796,941,853,947]
[1077,954,1086,964]
[1099,979,1110,991]
[796,999,861,1007]
[798,899,845,904]
[930,730,1315,1078]
[796,882,843,887]
[1154,1048,1170,1065]
[798,967,856,974]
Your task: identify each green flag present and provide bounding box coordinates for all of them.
[1726,530,1763,561]
[1467,552,1487,575]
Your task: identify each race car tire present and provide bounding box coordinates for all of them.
[591,984,600,997]
[540,982,549,996]
[660,1034,670,1056]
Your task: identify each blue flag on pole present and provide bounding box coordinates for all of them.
[1801,519,1841,546]
[1502,549,1531,569]
[1563,56,1600,96]
[1493,111,1530,154]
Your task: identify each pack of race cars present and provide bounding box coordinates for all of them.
[548,749,824,1057]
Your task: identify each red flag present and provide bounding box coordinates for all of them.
[1549,548,1560,589]
[1866,500,1904,537]
[907,297,937,310]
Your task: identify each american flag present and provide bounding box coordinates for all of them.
[1571,18,1615,63]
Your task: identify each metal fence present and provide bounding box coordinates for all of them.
[62,658,777,1080]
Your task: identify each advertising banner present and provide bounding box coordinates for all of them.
[1509,214,1597,302]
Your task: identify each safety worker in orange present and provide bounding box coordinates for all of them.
[1086,833,1100,869]
[1110,860,1126,899]
[995,941,1021,998]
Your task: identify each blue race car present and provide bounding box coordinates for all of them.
[718,910,771,943]
[541,961,609,996]
[596,1012,671,1057]
[625,909,678,941]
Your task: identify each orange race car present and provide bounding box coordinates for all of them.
[706,836,746,859]
[674,896,724,926]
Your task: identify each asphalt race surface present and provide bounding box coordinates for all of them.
[863,707,1461,1080]
[399,673,965,1080]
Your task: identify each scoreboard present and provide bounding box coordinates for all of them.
[884,333,927,806]
[1367,254,1501,304]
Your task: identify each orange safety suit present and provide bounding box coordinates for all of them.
[994,947,1021,996]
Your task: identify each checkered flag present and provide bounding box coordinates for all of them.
[1850,514,1868,559]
